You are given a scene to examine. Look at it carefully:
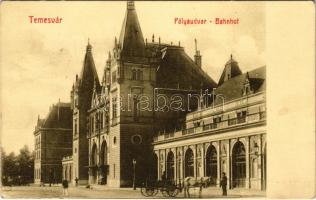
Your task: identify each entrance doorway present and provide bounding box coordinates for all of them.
[232,141,246,188]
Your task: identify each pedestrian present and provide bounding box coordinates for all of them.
[62,179,69,196]
[75,177,79,187]
[220,172,227,196]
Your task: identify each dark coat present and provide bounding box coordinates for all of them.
[62,180,68,188]
[220,176,227,187]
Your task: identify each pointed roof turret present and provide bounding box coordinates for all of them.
[119,1,145,57]
[79,40,100,90]
[218,54,242,85]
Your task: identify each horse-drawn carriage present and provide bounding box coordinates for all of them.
[140,179,181,197]
[140,177,212,198]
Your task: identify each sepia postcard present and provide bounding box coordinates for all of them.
[0,1,315,199]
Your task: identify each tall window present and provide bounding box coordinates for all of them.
[185,148,194,177]
[131,69,143,80]
[74,119,78,135]
[137,70,143,80]
[100,112,103,129]
[213,116,221,123]
[132,69,137,80]
[112,71,117,83]
[91,116,94,133]
[112,98,117,119]
[133,96,140,121]
[237,111,247,123]
[166,152,175,180]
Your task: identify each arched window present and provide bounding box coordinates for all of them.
[166,152,175,180]
[137,70,143,80]
[91,144,97,166]
[232,141,246,188]
[100,141,108,166]
[185,148,194,177]
[132,69,137,80]
[205,145,217,185]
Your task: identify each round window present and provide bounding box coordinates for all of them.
[131,134,142,145]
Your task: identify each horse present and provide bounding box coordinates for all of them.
[183,176,211,198]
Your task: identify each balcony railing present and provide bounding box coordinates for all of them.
[203,123,217,131]
[153,111,266,143]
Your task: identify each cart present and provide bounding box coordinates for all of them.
[140,179,181,197]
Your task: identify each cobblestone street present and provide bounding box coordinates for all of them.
[1,185,265,198]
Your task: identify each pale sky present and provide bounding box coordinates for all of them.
[0,1,265,153]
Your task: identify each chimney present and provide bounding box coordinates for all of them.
[194,38,202,68]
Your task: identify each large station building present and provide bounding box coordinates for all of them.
[34,1,266,191]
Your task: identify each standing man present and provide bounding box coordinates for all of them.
[220,172,227,196]
[75,177,79,187]
[62,179,69,196]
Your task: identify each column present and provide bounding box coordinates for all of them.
[217,141,221,187]
[165,149,168,179]
[175,148,178,183]
[259,134,263,190]
[227,140,231,189]
[194,145,197,177]
[156,150,160,181]
[246,137,250,188]
[157,150,161,180]
[201,144,205,177]
[183,146,186,179]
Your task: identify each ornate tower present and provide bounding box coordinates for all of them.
[104,1,158,187]
[71,41,100,185]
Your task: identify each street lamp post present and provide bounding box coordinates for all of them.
[132,159,136,190]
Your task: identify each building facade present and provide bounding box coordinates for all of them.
[35,1,266,191]
[81,1,217,187]
[33,102,72,184]
[153,65,266,190]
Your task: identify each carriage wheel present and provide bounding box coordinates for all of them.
[140,186,149,197]
[141,186,158,197]
[146,187,158,197]
[161,188,169,197]
[167,185,180,197]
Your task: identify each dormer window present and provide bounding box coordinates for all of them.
[243,84,252,96]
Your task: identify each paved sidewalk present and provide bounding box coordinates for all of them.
[1,185,266,198]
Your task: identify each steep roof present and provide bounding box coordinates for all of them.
[79,43,100,90]
[218,55,242,86]
[119,1,145,57]
[38,102,72,129]
[214,66,266,104]
[148,43,217,89]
